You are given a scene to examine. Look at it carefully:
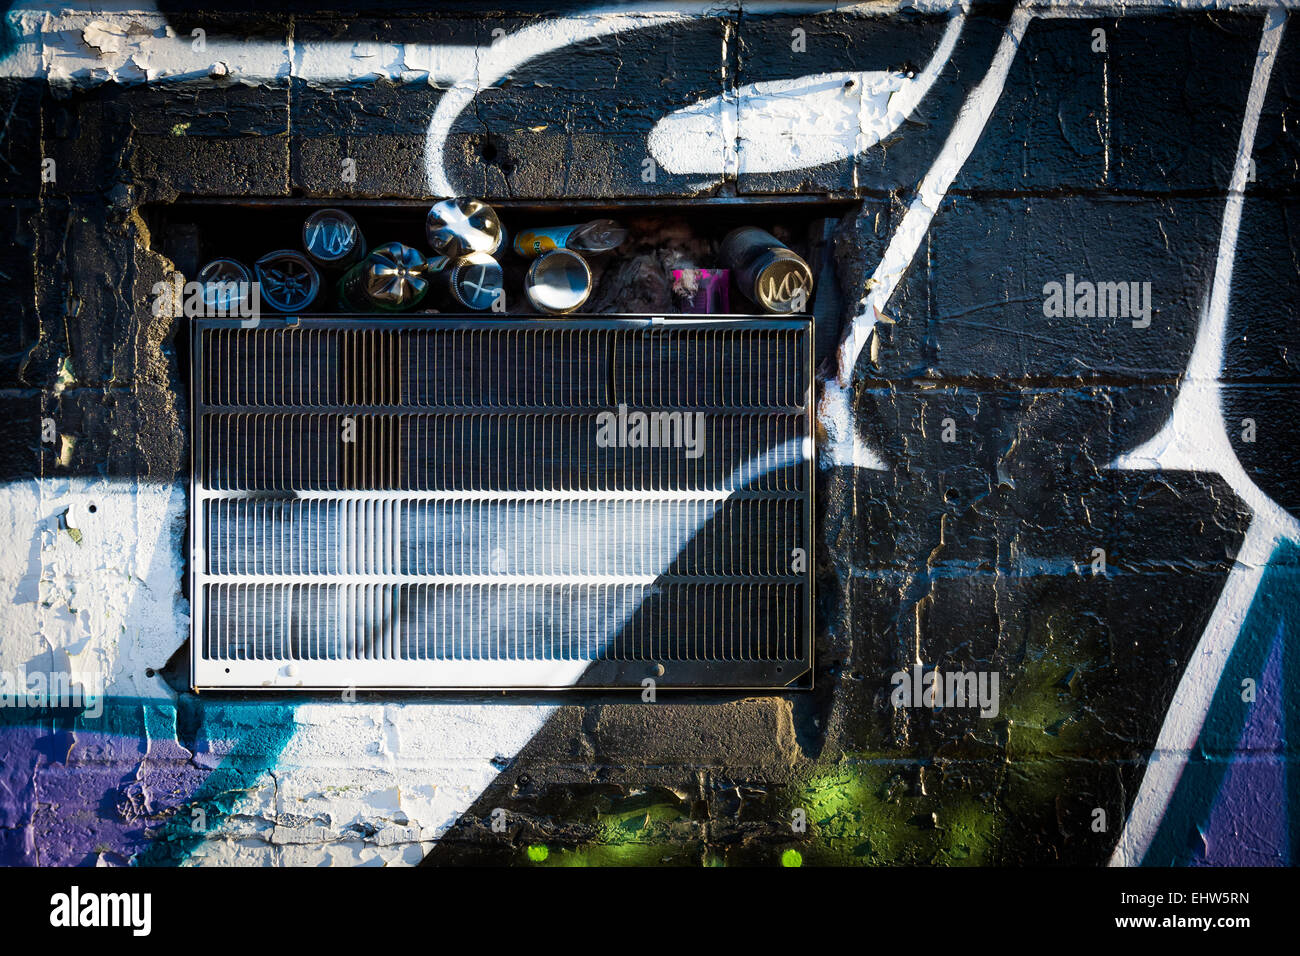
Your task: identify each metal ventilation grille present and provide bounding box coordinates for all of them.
[191,317,813,689]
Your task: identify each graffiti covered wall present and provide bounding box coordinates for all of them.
[0,0,1297,866]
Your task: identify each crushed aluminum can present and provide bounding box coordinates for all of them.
[425,198,505,258]
[524,248,592,315]
[512,219,626,259]
[303,208,366,269]
[254,250,321,312]
[719,227,813,315]
[336,242,429,312]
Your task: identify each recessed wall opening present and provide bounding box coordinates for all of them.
[152,197,850,320]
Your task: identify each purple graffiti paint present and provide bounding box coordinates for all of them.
[1,724,229,866]
[1194,625,1288,866]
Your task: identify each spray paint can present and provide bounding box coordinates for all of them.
[671,267,730,314]
[719,227,813,315]
[524,249,593,314]
[425,198,505,258]
[427,252,504,312]
[197,258,253,315]
[336,242,429,312]
[512,219,626,259]
[254,250,321,313]
[303,208,366,269]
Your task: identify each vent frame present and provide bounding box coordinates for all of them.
[189,314,815,691]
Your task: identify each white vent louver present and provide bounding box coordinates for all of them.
[191,317,813,689]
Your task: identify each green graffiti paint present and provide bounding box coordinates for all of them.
[790,761,1000,866]
[1003,625,1104,763]
[526,844,549,862]
[774,622,1113,867]
[464,616,1113,866]
[517,789,703,866]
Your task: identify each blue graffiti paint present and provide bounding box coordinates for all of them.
[1142,539,1300,865]
[0,3,19,61]
[0,695,296,866]
[134,699,297,866]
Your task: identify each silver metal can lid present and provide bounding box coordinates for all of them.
[426,198,505,258]
[525,249,592,314]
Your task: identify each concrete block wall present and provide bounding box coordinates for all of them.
[0,0,1296,866]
